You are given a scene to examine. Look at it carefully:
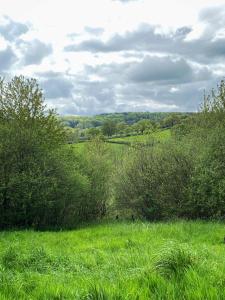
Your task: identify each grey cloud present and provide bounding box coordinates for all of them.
[85,56,212,85]
[38,70,117,114]
[64,24,174,53]
[0,17,28,41]
[0,46,17,71]
[67,32,80,39]
[127,57,193,83]
[85,61,130,83]
[78,55,215,113]
[199,5,225,37]
[38,5,225,114]
[40,74,74,99]
[71,79,117,115]
[38,64,217,114]
[114,78,219,112]
[20,39,52,65]
[85,26,104,36]
[64,12,225,64]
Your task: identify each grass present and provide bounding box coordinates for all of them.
[70,129,171,156]
[110,129,171,143]
[0,221,225,299]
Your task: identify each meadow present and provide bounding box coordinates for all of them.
[0,221,225,299]
[71,129,171,155]
[109,129,171,143]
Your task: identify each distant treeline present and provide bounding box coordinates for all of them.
[64,112,193,143]
[61,112,193,129]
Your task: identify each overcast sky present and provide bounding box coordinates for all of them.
[0,0,225,115]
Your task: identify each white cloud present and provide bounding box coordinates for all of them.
[0,0,224,114]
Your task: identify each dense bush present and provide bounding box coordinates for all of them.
[0,76,109,229]
[115,140,193,220]
[74,137,111,221]
[115,80,225,221]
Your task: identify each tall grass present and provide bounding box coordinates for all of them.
[0,221,225,299]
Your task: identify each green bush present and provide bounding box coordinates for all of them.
[0,76,108,229]
[115,80,225,221]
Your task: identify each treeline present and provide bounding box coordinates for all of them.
[1,76,225,229]
[66,112,190,142]
[62,112,191,129]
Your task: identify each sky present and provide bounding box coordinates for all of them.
[0,0,225,115]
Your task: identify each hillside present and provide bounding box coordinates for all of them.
[61,112,192,129]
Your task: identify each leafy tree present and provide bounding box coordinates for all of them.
[86,127,102,139]
[116,122,127,135]
[102,120,117,137]
[160,113,183,129]
[77,137,111,219]
[0,76,89,229]
[115,142,192,220]
[135,119,155,134]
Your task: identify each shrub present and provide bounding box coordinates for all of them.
[154,242,195,278]
[2,246,20,269]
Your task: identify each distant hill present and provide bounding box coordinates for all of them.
[61,112,193,129]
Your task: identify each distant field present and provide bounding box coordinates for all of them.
[0,221,225,299]
[71,129,171,153]
[109,129,171,143]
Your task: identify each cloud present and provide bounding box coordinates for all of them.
[0,4,223,115]
[85,26,104,36]
[64,24,190,53]
[64,15,225,64]
[199,5,225,38]
[20,39,53,65]
[112,0,141,3]
[0,16,29,41]
[0,46,17,71]
[78,54,214,113]
[127,57,193,83]
[38,72,74,99]
[86,55,212,84]
[44,3,225,115]
[35,56,215,115]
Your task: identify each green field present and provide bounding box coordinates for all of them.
[110,129,171,143]
[71,129,171,154]
[0,221,225,299]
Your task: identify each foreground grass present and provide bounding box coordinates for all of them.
[0,221,225,299]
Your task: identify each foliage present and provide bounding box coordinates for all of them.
[75,137,111,220]
[115,80,225,220]
[102,120,117,136]
[0,76,104,229]
[115,141,192,220]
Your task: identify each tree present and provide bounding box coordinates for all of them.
[116,122,127,135]
[160,114,182,129]
[73,136,111,220]
[135,119,155,134]
[86,127,102,139]
[102,120,117,137]
[0,76,88,229]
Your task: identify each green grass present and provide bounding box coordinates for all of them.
[110,129,171,143]
[69,130,171,156]
[0,221,225,299]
